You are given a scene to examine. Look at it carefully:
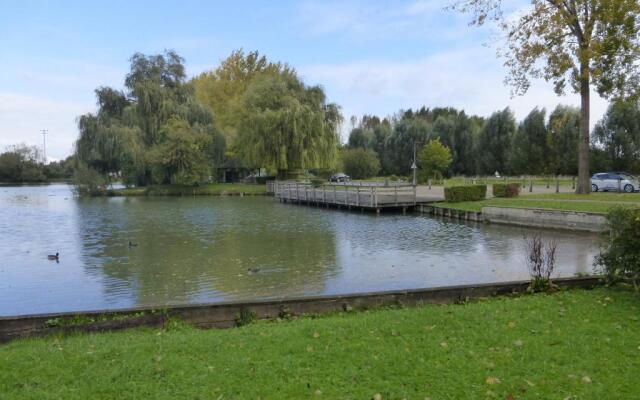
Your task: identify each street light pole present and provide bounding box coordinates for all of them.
[41,129,48,164]
[412,141,417,186]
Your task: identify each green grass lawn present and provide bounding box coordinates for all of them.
[445,176,576,187]
[1,287,639,399]
[111,183,267,196]
[434,192,640,214]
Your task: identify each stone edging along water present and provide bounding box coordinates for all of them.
[418,204,606,232]
[0,277,599,343]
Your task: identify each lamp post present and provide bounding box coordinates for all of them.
[412,140,423,186]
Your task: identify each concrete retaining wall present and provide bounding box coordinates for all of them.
[0,277,599,343]
[482,206,606,232]
[418,204,484,222]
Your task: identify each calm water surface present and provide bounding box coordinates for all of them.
[0,184,599,316]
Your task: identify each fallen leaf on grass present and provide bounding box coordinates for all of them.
[582,376,592,384]
[313,332,320,338]
[372,393,382,400]
[440,342,448,348]
[486,377,500,385]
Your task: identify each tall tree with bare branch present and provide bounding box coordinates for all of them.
[453,0,640,193]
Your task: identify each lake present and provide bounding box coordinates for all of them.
[0,184,600,316]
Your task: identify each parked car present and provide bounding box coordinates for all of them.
[329,173,350,183]
[591,172,639,193]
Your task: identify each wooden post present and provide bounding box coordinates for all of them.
[413,184,417,205]
[546,177,550,189]
[344,184,348,205]
[428,179,432,190]
[555,176,560,193]
[374,187,378,207]
[572,176,576,190]
[529,177,533,193]
[370,187,374,207]
[394,185,398,205]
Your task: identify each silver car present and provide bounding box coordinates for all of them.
[591,172,638,193]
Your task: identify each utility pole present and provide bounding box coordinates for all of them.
[41,129,48,164]
[412,141,417,186]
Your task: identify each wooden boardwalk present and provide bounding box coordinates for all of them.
[274,181,428,213]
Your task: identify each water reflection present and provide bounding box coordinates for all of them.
[0,185,600,316]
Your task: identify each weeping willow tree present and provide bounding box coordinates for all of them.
[236,73,342,178]
[74,51,221,191]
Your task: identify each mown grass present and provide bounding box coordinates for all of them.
[445,176,576,187]
[434,191,640,214]
[110,183,267,197]
[1,288,639,399]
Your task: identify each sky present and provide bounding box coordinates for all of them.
[0,0,609,161]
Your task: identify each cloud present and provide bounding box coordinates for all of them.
[299,47,608,137]
[296,0,459,40]
[0,93,93,160]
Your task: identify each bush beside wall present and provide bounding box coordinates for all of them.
[444,185,487,202]
[493,183,521,198]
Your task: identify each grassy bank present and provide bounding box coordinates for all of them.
[1,287,639,399]
[435,192,640,214]
[109,183,267,197]
[445,176,576,187]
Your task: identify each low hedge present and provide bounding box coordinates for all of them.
[492,183,521,198]
[444,185,487,202]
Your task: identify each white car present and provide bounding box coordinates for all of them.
[591,172,638,193]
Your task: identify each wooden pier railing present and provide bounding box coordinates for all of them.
[274,181,417,211]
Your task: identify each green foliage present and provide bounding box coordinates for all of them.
[0,144,46,183]
[509,108,549,175]
[417,138,452,182]
[492,183,521,198]
[596,206,640,290]
[147,118,212,186]
[456,0,640,193]
[75,51,219,189]
[235,308,257,327]
[340,148,381,179]
[547,105,580,175]
[73,162,110,196]
[236,72,341,176]
[593,100,640,174]
[475,108,516,175]
[444,184,487,202]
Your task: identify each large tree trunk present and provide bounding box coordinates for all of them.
[576,63,591,194]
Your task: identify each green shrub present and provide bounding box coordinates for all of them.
[493,183,521,198]
[444,185,487,202]
[596,206,640,290]
[310,178,324,188]
[341,148,380,179]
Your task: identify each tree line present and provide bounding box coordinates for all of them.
[74,50,340,192]
[72,48,639,191]
[343,101,640,180]
[0,144,74,183]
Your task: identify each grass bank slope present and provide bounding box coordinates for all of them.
[435,192,640,214]
[1,288,638,399]
[110,183,267,197]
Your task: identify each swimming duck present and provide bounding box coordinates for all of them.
[247,267,261,274]
[47,252,59,261]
